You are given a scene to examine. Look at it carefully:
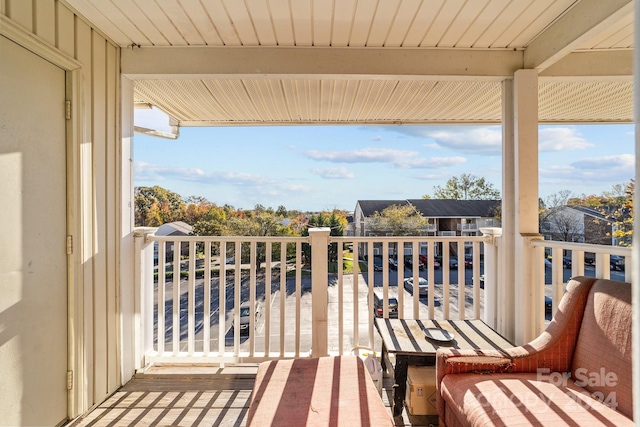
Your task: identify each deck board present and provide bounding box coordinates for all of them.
[66,365,437,427]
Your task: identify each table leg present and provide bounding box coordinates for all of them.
[392,355,408,417]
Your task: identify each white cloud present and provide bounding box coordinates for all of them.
[426,127,502,154]
[538,127,593,152]
[304,148,466,169]
[134,161,309,193]
[371,125,502,154]
[570,154,634,170]
[311,166,355,179]
[539,154,635,184]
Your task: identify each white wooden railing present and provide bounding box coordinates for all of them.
[133,227,631,367]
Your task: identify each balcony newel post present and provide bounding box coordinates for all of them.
[309,227,330,357]
[133,227,158,371]
[480,227,502,331]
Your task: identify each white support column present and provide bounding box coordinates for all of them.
[309,227,330,357]
[501,79,516,343]
[513,69,541,345]
[480,227,502,330]
[119,76,136,382]
[133,227,157,371]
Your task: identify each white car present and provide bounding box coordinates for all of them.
[404,277,429,296]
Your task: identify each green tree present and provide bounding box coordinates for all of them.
[302,210,347,264]
[604,180,634,246]
[432,174,500,200]
[368,204,428,236]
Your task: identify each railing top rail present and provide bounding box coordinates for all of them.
[330,235,485,243]
[147,235,310,243]
[531,239,632,256]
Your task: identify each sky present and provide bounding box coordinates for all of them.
[134,108,635,213]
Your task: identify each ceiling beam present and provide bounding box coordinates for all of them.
[121,46,523,80]
[540,50,632,78]
[524,0,633,70]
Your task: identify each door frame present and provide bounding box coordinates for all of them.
[1,15,84,420]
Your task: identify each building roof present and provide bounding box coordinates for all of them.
[356,199,500,218]
[356,200,411,217]
[156,221,194,236]
[409,199,501,218]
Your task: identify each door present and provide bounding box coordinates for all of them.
[0,35,68,426]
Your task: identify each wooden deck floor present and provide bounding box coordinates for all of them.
[66,364,438,427]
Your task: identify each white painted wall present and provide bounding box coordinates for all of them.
[1,0,124,421]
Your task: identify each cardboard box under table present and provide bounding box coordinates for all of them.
[405,366,437,415]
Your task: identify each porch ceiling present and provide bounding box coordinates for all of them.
[67,0,633,125]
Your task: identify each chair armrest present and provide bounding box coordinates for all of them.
[436,350,513,388]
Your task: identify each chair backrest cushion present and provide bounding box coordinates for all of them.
[571,278,633,419]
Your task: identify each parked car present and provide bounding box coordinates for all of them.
[448,257,459,269]
[419,254,441,269]
[404,255,425,270]
[373,256,384,271]
[562,257,572,268]
[404,277,429,296]
[388,257,398,270]
[610,255,625,271]
[544,258,552,268]
[373,291,398,318]
[236,301,259,335]
[464,255,473,268]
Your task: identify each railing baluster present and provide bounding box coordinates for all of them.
[219,241,226,357]
[412,241,419,320]
[295,241,301,357]
[172,239,180,355]
[352,243,360,351]
[188,241,196,355]
[279,243,286,357]
[158,241,166,355]
[337,240,344,355]
[233,241,241,357]
[442,240,450,320]
[203,241,211,356]
[473,240,481,319]
[249,241,256,357]
[264,242,272,357]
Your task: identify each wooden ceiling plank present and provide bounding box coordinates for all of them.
[420,0,464,47]
[157,0,205,45]
[69,0,146,46]
[456,0,510,48]
[312,0,333,46]
[329,0,357,47]
[266,0,295,46]
[524,0,633,70]
[200,1,242,46]
[438,0,489,48]
[383,0,421,47]
[178,0,223,45]
[348,0,378,47]
[366,0,402,47]
[245,0,277,46]
[127,0,185,45]
[223,0,260,45]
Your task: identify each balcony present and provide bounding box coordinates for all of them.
[66,227,631,426]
